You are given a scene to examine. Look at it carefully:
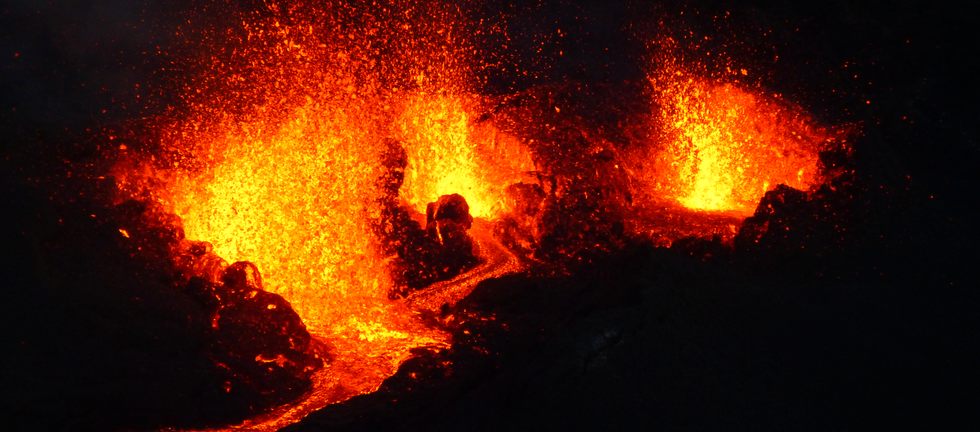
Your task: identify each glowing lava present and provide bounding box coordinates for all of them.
[139,64,452,431]
[646,65,830,216]
[113,2,533,428]
[395,92,536,218]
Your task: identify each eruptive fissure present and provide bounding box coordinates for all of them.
[107,2,847,429]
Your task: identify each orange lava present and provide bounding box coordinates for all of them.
[113,2,532,429]
[395,92,536,218]
[643,64,830,216]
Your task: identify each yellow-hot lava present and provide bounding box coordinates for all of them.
[645,66,830,216]
[113,2,533,428]
[395,93,536,218]
[165,100,393,331]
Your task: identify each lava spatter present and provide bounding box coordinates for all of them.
[113,2,533,429]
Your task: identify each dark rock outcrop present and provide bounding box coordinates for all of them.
[2,189,322,431]
[375,141,481,297]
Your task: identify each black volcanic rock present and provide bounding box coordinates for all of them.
[375,141,481,296]
[426,193,474,231]
[494,182,547,257]
[380,194,480,298]
[424,194,478,271]
[1,186,321,430]
[734,184,813,252]
[288,230,976,431]
[208,262,323,406]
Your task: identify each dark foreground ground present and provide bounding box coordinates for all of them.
[2,1,978,430]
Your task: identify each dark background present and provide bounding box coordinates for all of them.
[2,0,977,430]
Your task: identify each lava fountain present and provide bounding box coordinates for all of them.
[113,1,533,429]
[395,92,536,219]
[633,56,834,218]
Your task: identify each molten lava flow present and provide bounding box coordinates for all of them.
[394,92,536,219]
[646,66,829,216]
[112,1,537,429]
